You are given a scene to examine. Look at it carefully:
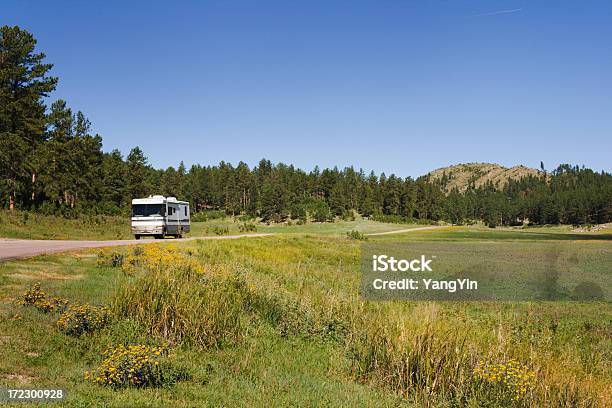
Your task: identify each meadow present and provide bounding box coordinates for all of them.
[0,223,610,407]
[0,210,411,240]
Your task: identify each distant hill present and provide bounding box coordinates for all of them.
[426,163,543,193]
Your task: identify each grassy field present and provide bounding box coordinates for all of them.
[190,216,417,236]
[0,225,610,406]
[0,210,413,240]
[0,210,133,240]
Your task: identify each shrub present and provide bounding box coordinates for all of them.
[238,214,256,222]
[56,303,112,336]
[238,222,257,233]
[311,201,333,223]
[211,226,229,235]
[346,230,367,241]
[85,344,186,388]
[17,283,70,313]
[96,249,125,267]
[18,282,45,305]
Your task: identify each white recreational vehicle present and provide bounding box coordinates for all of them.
[131,195,190,239]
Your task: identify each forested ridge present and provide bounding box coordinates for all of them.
[2,26,611,226]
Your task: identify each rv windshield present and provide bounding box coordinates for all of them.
[132,204,165,217]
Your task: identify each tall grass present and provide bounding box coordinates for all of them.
[110,239,609,407]
[113,247,249,348]
[345,308,607,407]
[346,314,481,406]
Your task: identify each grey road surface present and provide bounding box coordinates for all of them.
[0,234,273,261]
[0,226,447,261]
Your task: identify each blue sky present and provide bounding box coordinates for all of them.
[4,0,611,176]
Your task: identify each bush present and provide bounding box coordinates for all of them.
[56,303,112,336]
[17,283,69,313]
[211,226,229,235]
[346,230,367,241]
[96,249,125,267]
[85,344,187,388]
[289,204,307,222]
[238,222,257,233]
[238,214,256,222]
[311,201,332,223]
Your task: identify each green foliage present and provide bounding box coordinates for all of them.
[309,199,333,223]
[246,287,351,341]
[191,210,226,222]
[0,25,58,210]
[238,222,257,233]
[0,209,130,239]
[17,283,70,313]
[346,230,367,241]
[2,27,612,230]
[113,258,248,349]
[209,225,229,235]
[1,232,610,406]
[85,344,188,388]
[346,321,477,404]
[97,249,125,267]
[56,303,112,336]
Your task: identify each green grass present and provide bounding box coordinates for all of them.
[0,210,414,240]
[0,227,610,406]
[0,210,132,240]
[189,215,417,237]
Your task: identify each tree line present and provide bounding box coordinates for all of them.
[2,26,611,225]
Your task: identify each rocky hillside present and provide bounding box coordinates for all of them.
[426,163,543,193]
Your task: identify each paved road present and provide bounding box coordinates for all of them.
[365,225,447,236]
[0,226,448,261]
[0,234,274,261]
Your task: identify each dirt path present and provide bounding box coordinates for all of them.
[365,225,447,236]
[0,234,274,261]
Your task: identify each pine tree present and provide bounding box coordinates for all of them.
[126,147,151,199]
[102,149,127,210]
[0,26,57,209]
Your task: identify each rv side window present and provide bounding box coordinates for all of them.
[184,207,187,216]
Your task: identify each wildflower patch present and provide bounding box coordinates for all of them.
[56,303,111,336]
[17,283,70,313]
[121,245,203,274]
[474,358,536,401]
[85,344,184,388]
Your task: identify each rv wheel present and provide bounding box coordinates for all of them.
[134,235,140,240]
